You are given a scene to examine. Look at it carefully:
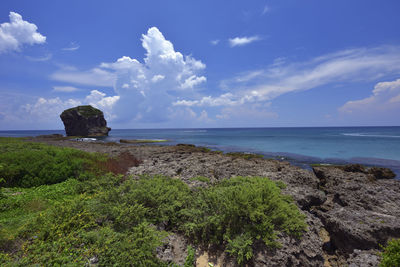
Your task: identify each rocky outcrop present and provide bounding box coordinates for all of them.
[312,165,400,256]
[60,105,111,137]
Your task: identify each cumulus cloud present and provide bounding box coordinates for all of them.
[98,27,207,123]
[50,27,207,125]
[229,36,261,47]
[0,12,46,54]
[84,90,120,119]
[13,89,119,130]
[176,46,400,108]
[339,78,400,114]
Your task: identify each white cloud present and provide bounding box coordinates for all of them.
[151,74,165,83]
[176,46,400,108]
[62,42,80,51]
[23,97,82,123]
[52,86,79,93]
[0,12,46,54]
[51,67,115,87]
[50,27,207,125]
[26,53,52,62]
[97,27,206,123]
[181,75,207,89]
[14,90,119,129]
[339,78,400,114]
[229,36,261,47]
[84,90,120,119]
[210,39,220,45]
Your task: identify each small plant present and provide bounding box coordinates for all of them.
[380,238,400,267]
[184,245,196,267]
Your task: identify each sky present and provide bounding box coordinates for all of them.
[1,0,400,130]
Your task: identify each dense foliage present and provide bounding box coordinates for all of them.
[380,238,400,267]
[0,137,105,187]
[0,138,307,266]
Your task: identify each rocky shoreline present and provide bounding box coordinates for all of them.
[28,136,400,266]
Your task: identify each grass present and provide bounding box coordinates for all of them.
[0,137,307,266]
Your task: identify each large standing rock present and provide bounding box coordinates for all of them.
[60,105,111,136]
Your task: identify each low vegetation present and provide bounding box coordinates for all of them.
[0,137,307,266]
[0,137,106,187]
[380,238,400,267]
[226,152,264,160]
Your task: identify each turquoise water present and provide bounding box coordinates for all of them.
[1,127,399,177]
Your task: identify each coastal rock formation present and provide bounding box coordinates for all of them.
[312,166,400,255]
[25,138,400,266]
[60,105,111,137]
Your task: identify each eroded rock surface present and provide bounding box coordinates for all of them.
[312,166,400,255]
[60,105,111,137]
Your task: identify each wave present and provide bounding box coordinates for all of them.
[182,130,207,133]
[341,133,400,138]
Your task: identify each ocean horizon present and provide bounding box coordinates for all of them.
[1,126,399,178]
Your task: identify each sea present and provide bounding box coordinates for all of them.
[1,127,399,178]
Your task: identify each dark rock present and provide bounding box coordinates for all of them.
[312,166,400,254]
[60,105,111,137]
[342,164,366,173]
[368,167,396,179]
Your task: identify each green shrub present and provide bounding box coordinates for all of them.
[0,138,106,187]
[380,238,400,267]
[15,196,167,266]
[0,140,306,266]
[179,176,307,264]
[118,176,192,227]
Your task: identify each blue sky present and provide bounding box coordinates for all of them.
[1,0,400,130]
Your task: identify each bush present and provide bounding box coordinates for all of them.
[0,138,106,187]
[380,238,400,267]
[179,176,307,264]
[15,196,167,266]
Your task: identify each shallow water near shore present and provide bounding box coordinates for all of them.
[1,126,399,177]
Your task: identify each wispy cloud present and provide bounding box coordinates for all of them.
[175,46,400,107]
[51,67,115,87]
[62,42,80,51]
[229,36,261,47]
[262,5,270,15]
[52,86,79,92]
[26,53,52,62]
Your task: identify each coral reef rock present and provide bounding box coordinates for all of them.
[60,105,111,137]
